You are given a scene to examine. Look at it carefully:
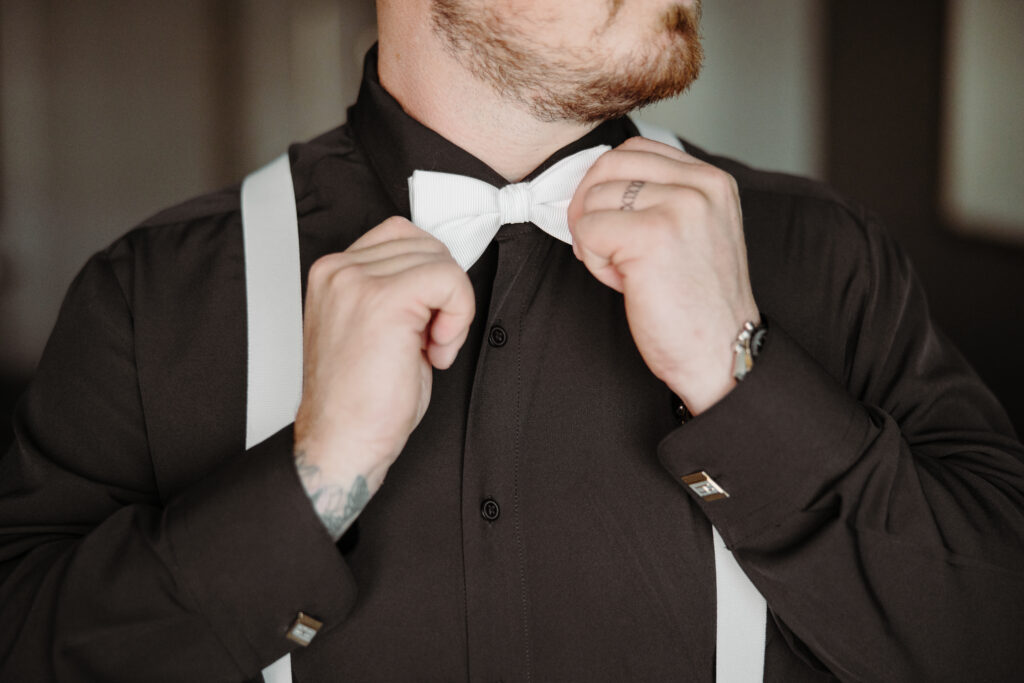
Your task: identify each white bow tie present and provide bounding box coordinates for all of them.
[408,145,610,270]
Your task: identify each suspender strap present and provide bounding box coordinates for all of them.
[241,153,304,450]
[633,118,768,683]
[241,153,302,683]
[712,526,769,682]
[242,126,767,683]
[259,655,292,683]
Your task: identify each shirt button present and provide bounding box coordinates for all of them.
[487,324,508,347]
[480,498,501,521]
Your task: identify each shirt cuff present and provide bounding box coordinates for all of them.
[657,321,870,547]
[163,424,357,674]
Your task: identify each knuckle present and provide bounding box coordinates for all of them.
[703,165,735,192]
[588,151,618,177]
[324,260,363,292]
[727,175,740,199]
[308,254,340,285]
[379,215,413,231]
[368,215,417,242]
[725,171,739,191]
[438,256,469,282]
[583,182,614,210]
[442,262,474,295]
[621,136,646,150]
[421,235,449,254]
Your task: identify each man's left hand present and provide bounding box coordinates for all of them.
[567,136,760,415]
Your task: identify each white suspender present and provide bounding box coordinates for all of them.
[634,118,768,683]
[241,154,304,451]
[711,526,769,682]
[241,125,767,683]
[240,154,302,683]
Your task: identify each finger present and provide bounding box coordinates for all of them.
[387,263,475,369]
[619,134,693,162]
[571,207,665,292]
[569,149,727,226]
[572,205,678,266]
[587,149,712,187]
[569,181,710,257]
[577,179,679,216]
[344,235,449,264]
[427,301,475,370]
[577,245,624,293]
[367,257,474,352]
[353,250,456,278]
[348,216,428,251]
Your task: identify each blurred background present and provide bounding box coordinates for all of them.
[1,0,1022,450]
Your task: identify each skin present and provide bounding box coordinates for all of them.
[293,0,759,540]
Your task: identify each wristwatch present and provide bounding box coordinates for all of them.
[732,319,768,381]
[675,319,768,424]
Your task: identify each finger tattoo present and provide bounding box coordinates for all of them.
[620,180,645,211]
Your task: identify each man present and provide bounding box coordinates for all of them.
[1,0,1022,681]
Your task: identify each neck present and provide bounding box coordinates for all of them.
[376,20,597,182]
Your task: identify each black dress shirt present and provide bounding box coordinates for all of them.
[2,48,1023,682]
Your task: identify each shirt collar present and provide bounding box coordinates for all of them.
[348,45,640,218]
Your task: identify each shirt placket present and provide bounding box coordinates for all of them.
[460,225,550,683]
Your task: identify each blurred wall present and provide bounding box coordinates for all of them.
[942,0,1024,242]
[1,0,221,372]
[0,0,377,374]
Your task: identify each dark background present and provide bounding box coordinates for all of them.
[1,0,1022,451]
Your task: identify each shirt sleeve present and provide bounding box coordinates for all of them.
[0,251,356,681]
[657,207,1024,681]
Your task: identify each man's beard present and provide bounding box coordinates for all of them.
[430,1,704,124]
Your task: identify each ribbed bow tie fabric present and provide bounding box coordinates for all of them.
[408,145,611,271]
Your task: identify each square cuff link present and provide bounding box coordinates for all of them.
[682,471,729,501]
[286,612,323,646]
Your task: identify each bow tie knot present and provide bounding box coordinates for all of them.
[409,144,610,270]
[498,183,534,225]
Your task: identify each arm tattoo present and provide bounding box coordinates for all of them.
[294,449,371,541]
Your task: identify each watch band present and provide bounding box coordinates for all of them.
[732,319,767,381]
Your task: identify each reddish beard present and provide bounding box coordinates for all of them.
[431,1,704,123]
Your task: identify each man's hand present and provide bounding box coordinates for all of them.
[293,217,475,538]
[567,136,760,415]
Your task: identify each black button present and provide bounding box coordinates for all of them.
[487,325,508,347]
[481,498,501,521]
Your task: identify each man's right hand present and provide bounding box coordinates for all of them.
[292,217,474,539]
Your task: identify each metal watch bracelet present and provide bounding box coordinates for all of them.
[732,319,768,381]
